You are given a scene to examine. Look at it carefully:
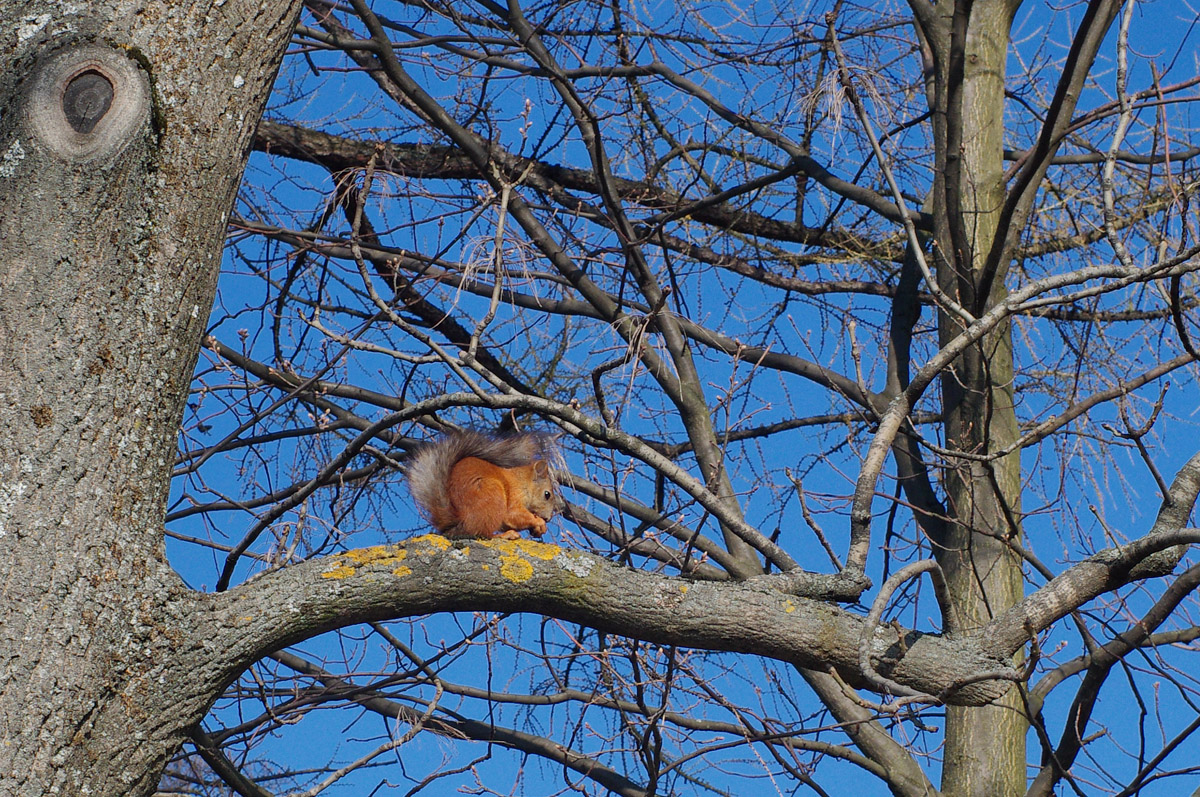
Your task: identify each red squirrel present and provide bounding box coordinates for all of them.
[407,430,559,540]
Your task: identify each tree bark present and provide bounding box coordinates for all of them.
[0,2,300,794]
[924,1,1026,794]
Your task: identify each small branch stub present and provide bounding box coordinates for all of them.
[26,45,150,162]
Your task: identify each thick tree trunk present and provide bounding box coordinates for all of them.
[0,2,299,794]
[926,1,1027,795]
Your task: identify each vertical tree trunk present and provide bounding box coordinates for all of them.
[0,2,299,794]
[926,2,1027,795]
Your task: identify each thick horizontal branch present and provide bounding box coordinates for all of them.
[984,528,1198,657]
[984,451,1200,656]
[253,120,889,249]
[200,536,1016,706]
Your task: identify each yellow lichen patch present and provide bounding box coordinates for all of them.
[321,563,357,580]
[392,565,412,577]
[499,553,535,583]
[518,538,562,560]
[679,584,689,594]
[343,545,408,567]
[484,537,561,583]
[481,537,561,559]
[783,599,796,614]
[411,533,451,552]
[322,545,409,579]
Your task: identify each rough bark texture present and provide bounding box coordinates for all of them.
[925,1,1026,795]
[206,537,1014,705]
[0,2,300,794]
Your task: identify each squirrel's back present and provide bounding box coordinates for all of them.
[407,430,558,539]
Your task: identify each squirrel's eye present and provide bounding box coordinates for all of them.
[544,490,552,499]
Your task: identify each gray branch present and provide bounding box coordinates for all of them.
[199,537,1016,707]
